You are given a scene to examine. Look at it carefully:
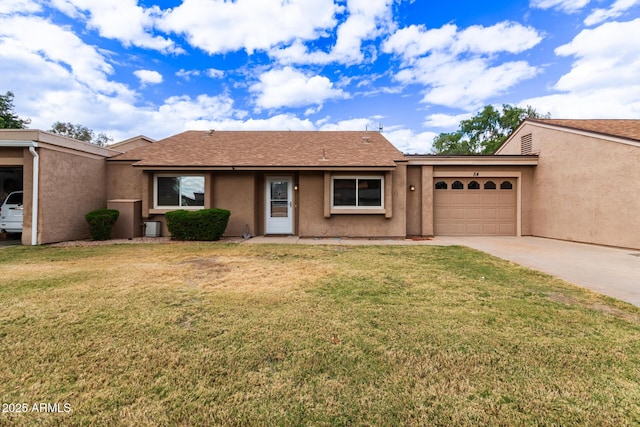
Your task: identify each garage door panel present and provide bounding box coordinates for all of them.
[434,178,516,236]
[482,224,498,234]
[466,223,483,235]
[482,208,497,220]
[499,223,515,235]
[467,208,482,220]
[450,208,466,220]
[498,207,515,220]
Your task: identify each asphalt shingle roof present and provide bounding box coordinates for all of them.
[530,119,640,143]
[110,131,404,168]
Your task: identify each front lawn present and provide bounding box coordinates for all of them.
[1,243,639,426]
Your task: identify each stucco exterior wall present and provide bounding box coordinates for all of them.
[37,148,108,243]
[405,166,422,236]
[297,167,407,238]
[504,124,640,249]
[212,172,256,237]
[106,162,145,200]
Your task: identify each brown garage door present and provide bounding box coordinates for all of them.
[434,178,516,236]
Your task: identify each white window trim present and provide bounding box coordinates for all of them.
[153,174,205,210]
[330,175,385,211]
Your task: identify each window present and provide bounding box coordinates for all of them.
[332,176,383,208]
[500,180,513,190]
[435,181,447,190]
[484,181,496,190]
[155,175,205,208]
[468,181,480,190]
[452,180,464,190]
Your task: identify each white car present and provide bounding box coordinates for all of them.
[0,191,23,233]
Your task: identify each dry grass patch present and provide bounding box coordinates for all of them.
[1,243,640,426]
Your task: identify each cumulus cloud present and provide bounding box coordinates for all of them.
[134,69,163,85]
[0,0,41,14]
[383,22,542,110]
[206,68,225,79]
[270,0,394,65]
[522,18,640,118]
[0,15,131,97]
[157,0,337,54]
[529,0,591,12]
[49,0,181,53]
[584,0,640,25]
[250,66,348,109]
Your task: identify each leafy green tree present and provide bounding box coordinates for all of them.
[49,121,112,146]
[433,104,549,155]
[0,91,31,129]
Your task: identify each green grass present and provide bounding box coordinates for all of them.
[1,243,639,426]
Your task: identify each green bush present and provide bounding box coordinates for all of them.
[165,208,231,241]
[85,208,120,241]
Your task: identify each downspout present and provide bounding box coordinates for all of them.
[29,144,39,246]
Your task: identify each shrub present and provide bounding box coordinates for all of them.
[85,208,120,241]
[165,208,231,241]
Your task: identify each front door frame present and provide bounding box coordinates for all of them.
[265,176,294,235]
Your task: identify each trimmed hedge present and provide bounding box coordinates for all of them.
[85,208,120,241]
[165,208,231,241]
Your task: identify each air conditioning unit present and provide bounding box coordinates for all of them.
[144,221,161,237]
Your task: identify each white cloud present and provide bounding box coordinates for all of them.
[384,22,542,110]
[529,0,591,12]
[0,0,41,14]
[522,18,640,118]
[206,69,225,79]
[384,22,542,60]
[158,0,337,54]
[134,69,163,85]
[176,69,200,80]
[382,128,438,154]
[250,66,347,109]
[269,0,394,65]
[554,19,640,91]
[0,15,131,97]
[584,0,640,25]
[49,0,181,53]
[423,112,473,129]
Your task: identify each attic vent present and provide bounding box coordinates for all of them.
[521,133,532,155]
[362,136,371,143]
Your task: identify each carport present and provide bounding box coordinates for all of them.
[0,130,118,245]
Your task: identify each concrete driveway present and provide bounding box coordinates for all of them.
[437,236,640,307]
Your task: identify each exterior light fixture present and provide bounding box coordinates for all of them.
[409,185,416,191]
[294,184,299,191]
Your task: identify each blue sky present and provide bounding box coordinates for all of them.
[1,0,639,153]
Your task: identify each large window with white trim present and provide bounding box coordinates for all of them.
[154,175,205,208]
[332,176,384,209]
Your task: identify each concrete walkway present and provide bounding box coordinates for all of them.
[243,235,640,306]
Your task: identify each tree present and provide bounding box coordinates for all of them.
[433,104,549,155]
[0,91,31,129]
[49,121,112,146]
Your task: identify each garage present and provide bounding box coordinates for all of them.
[434,177,516,235]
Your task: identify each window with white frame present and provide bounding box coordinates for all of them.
[154,175,205,208]
[332,176,384,209]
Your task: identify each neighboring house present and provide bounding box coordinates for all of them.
[0,120,638,249]
[495,119,640,250]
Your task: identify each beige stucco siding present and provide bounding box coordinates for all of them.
[106,162,145,200]
[212,172,256,237]
[503,124,640,249]
[37,148,108,243]
[297,167,407,238]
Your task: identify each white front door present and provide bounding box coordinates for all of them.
[266,177,293,234]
